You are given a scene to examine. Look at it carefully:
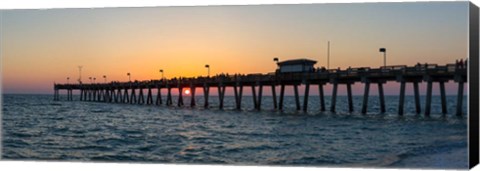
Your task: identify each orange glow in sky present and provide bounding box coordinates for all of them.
[0,2,469,94]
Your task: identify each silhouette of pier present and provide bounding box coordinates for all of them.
[53,63,467,116]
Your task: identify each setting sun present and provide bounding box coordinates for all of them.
[184,89,190,95]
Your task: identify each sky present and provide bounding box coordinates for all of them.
[0,1,469,95]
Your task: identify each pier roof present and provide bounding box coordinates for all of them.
[277,58,317,66]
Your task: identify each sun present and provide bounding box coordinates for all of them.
[184,89,190,95]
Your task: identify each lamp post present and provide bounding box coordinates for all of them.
[205,64,210,77]
[159,69,164,80]
[67,77,70,84]
[273,57,279,72]
[103,75,107,83]
[127,73,131,82]
[78,66,82,84]
[93,77,96,84]
[379,48,386,68]
[89,77,92,83]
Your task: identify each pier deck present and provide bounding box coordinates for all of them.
[54,63,467,116]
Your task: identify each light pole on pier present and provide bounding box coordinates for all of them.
[89,77,92,83]
[103,75,107,83]
[78,66,83,84]
[379,48,386,68]
[205,65,210,77]
[127,73,131,82]
[159,69,164,80]
[67,77,69,84]
[273,57,279,72]
[93,77,96,84]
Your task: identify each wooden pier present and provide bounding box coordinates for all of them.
[54,63,467,116]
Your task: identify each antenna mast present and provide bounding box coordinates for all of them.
[327,41,330,70]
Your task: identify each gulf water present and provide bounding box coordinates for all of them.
[1,94,468,169]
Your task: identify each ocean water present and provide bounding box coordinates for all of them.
[1,94,468,169]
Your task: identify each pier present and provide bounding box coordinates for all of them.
[54,63,467,116]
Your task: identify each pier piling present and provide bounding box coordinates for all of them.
[439,81,447,114]
[303,83,310,112]
[347,83,353,112]
[279,84,285,110]
[330,82,338,112]
[294,84,300,111]
[258,84,263,110]
[166,86,172,106]
[271,84,277,109]
[190,85,196,107]
[251,85,257,110]
[378,83,386,113]
[457,81,464,116]
[398,81,406,115]
[361,82,370,114]
[413,82,421,114]
[319,84,325,111]
[203,85,209,108]
[425,81,433,116]
[155,86,162,105]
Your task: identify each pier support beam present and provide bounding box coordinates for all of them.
[108,89,114,102]
[104,89,109,102]
[123,88,129,103]
[96,89,100,101]
[155,87,162,105]
[347,83,353,112]
[279,84,285,110]
[271,84,277,109]
[89,89,93,101]
[138,88,145,105]
[398,81,406,115]
[361,82,370,114]
[218,84,226,109]
[130,88,137,104]
[147,88,153,105]
[93,89,97,102]
[203,85,210,108]
[319,84,325,111]
[53,89,59,101]
[456,81,464,116]
[257,84,263,110]
[378,83,386,113]
[330,82,338,112]
[115,89,121,103]
[233,84,243,110]
[80,89,84,101]
[251,85,257,110]
[233,85,239,109]
[178,87,184,107]
[190,85,196,107]
[294,84,300,111]
[166,87,172,106]
[425,81,433,116]
[413,82,421,114]
[303,83,310,112]
[439,81,447,115]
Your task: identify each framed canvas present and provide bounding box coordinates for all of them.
[1,0,479,171]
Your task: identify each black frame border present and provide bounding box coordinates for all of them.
[469,1,479,169]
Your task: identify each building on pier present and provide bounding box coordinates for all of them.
[277,58,317,73]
